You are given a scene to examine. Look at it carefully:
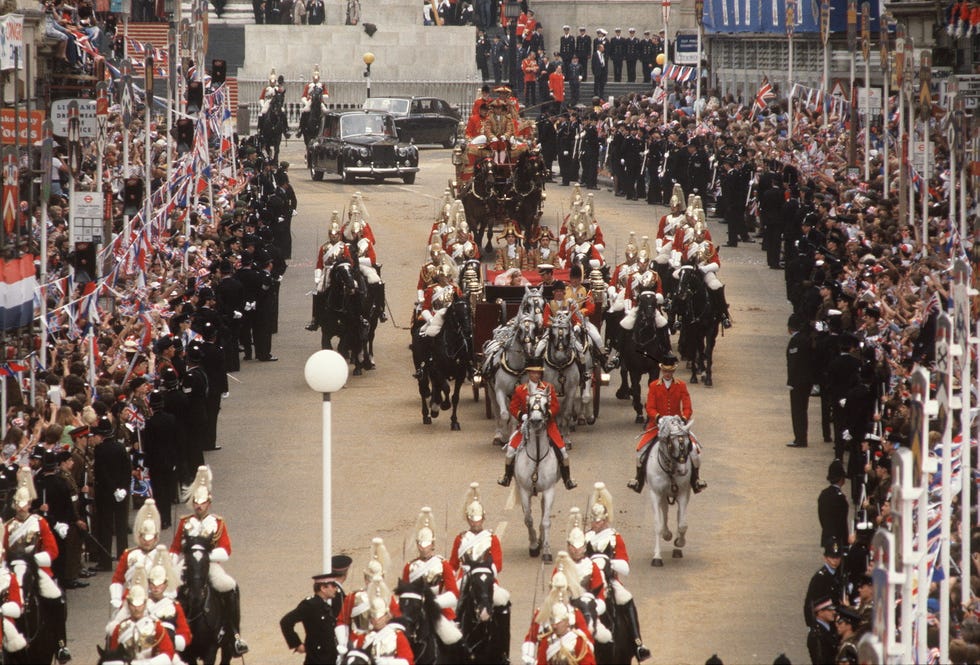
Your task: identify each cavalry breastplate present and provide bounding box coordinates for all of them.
[365,624,400,658]
[408,556,444,586]
[6,517,39,555]
[117,617,161,659]
[586,528,616,556]
[458,530,493,566]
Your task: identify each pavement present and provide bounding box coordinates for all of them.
[65,140,832,664]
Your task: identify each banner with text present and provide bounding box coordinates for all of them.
[0,15,24,71]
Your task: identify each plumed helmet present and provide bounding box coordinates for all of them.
[457,220,471,236]
[135,499,162,548]
[268,68,277,85]
[438,260,454,279]
[450,199,466,225]
[429,241,443,255]
[188,465,213,504]
[624,231,638,260]
[566,507,586,548]
[350,218,365,238]
[588,481,614,523]
[669,183,685,211]
[637,235,652,264]
[692,195,703,213]
[12,466,36,509]
[552,551,583,593]
[128,568,149,608]
[186,339,205,364]
[312,65,321,81]
[573,214,590,243]
[367,575,392,619]
[693,219,707,242]
[328,212,343,240]
[569,183,583,208]
[364,537,391,582]
[550,570,568,592]
[686,193,696,212]
[539,600,571,627]
[148,545,180,591]
[415,506,435,547]
[463,481,484,521]
[583,193,595,220]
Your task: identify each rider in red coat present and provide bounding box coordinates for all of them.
[629,354,706,494]
[497,359,577,490]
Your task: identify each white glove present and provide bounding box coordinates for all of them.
[174,635,186,652]
[245,301,257,312]
[113,488,127,503]
[53,522,69,539]
[842,429,852,441]
[210,547,230,563]
[521,640,537,665]
[522,413,528,421]
[110,582,124,609]
[221,392,229,399]
[314,268,323,286]
[33,552,51,568]
[839,398,847,407]
[233,311,242,320]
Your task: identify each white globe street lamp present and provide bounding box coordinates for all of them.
[304,350,349,571]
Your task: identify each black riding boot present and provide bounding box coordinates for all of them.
[498,458,515,486]
[559,457,577,490]
[306,293,321,331]
[622,598,651,661]
[41,596,70,663]
[220,587,249,656]
[711,285,732,328]
[691,464,707,493]
[493,602,511,664]
[374,282,388,322]
[627,446,652,493]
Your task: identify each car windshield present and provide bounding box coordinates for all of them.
[341,114,396,138]
[363,98,410,115]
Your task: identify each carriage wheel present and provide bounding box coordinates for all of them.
[310,167,323,181]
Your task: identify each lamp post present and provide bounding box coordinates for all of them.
[363,52,375,99]
[304,350,349,571]
[504,0,521,93]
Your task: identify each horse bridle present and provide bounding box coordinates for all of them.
[468,159,494,201]
[657,427,690,504]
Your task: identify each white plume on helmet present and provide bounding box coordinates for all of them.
[463,482,484,521]
[187,465,213,504]
[588,482,613,523]
[12,467,36,509]
[134,499,162,547]
[415,507,436,547]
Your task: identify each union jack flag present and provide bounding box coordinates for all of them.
[752,77,776,116]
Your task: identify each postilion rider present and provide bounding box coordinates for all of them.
[498,359,577,490]
[627,354,707,494]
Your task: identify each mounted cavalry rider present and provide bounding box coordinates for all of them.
[169,465,249,657]
[417,241,454,295]
[673,209,733,329]
[448,220,480,263]
[336,538,400,660]
[655,183,688,286]
[306,212,352,331]
[0,516,27,656]
[110,499,163,611]
[544,278,610,371]
[402,507,460,621]
[106,570,176,665]
[258,68,286,131]
[498,359,578,490]
[417,259,462,339]
[629,354,707,494]
[299,65,329,136]
[522,569,596,665]
[146,551,192,655]
[345,199,387,323]
[584,483,651,663]
[362,579,415,665]
[449,484,507,590]
[619,238,668,333]
[5,466,70,663]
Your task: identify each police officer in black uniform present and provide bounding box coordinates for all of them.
[556,112,579,186]
[818,460,849,551]
[645,128,665,204]
[609,28,626,82]
[807,596,839,664]
[803,538,844,629]
[197,321,228,451]
[142,390,178,529]
[624,28,640,83]
[235,253,261,361]
[579,113,600,190]
[180,342,209,483]
[216,260,244,373]
[251,249,279,362]
[279,556,352,665]
[621,126,644,201]
[159,366,192,489]
[684,139,711,197]
[574,27,591,82]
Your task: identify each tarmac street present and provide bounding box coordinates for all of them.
[68,141,830,664]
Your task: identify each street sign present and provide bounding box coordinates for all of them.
[857,86,882,116]
[912,140,935,172]
[71,191,104,244]
[50,99,98,138]
[674,33,700,65]
[955,74,980,109]
[0,108,43,145]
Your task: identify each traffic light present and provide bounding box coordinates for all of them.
[211,59,226,86]
[175,118,194,154]
[122,177,144,217]
[186,80,203,114]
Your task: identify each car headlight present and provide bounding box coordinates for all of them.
[359,147,370,158]
[396,146,407,157]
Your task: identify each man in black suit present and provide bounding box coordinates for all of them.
[818,460,850,551]
[143,390,179,529]
[92,417,132,570]
[591,43,608,100]
[216,260,245,373]
[786,314,814,448]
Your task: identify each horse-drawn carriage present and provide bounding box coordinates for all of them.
[469,267,609,440]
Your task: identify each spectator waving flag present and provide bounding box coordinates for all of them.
[751,77,776,119]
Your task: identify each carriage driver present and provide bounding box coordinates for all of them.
[299,65,328,133]
[169,466,249,657]
[306,213,352,331]
[629,354,707,494]
[4,466,70,663]
[498,359,578,490]
[585,483,651,663]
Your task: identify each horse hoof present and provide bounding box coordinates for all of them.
[651,558,664,567]
[663,530,672,541]
[704,377,713,387]
[616,387,630,400]
[674,536,686,548]
[672,548,683,558]
[542,552,553,564]
[635,414,645,424]
[492,437,505,447]
[586,417,596,425]
[690,374,698,384]
[423,416,432,425]
[529,547,540,558]
[353,368,363,376]
[430,409,439,418]
[441,400,451,410]
[451,421,461,431]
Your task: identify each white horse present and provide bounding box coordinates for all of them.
[483,318,539,446]
[646,415,694,567]
[536,312,582,445]
[513,392,559,563]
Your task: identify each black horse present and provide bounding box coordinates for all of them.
[412,294,473,430]
[395,578,463,665]
[460,157,497,256]
[300,87,325,148]
[456,563,509,664]
[258,90,289,164]
[672,265,721,387]
[511,150,546,244]
[317,259,382,376]
[620,291,671,423]
[589,554,644,665]
[97,643,134,664]
[178,537,232,665]
[8,554,61,665]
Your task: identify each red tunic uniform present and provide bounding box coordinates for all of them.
[636,378,692,450]
[402,556,460,620]
[4,515,58,578]
[524,606,592,645]
[112,547,155,586]
[364,623,415,665]
[109,616,177,659]
[316,241,352,271]
[449,529,503,578]
[169,514,232,556]
[151,596,193,651]
[507,381,567,450]
[536,628,596,665]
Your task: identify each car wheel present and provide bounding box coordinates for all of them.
[442,130,456,149]
[402,173,416,185]
[310,167,323,181]
[340,161,356,184]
